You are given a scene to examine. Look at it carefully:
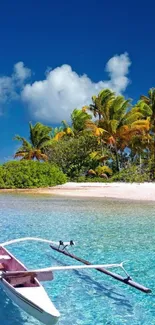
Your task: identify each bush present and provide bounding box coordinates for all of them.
[46,135,99,178]
[76,176,111,183]
[0,161,67,188]
[95,166,113,177]
[0,166,5,189]
[111,165,150,183]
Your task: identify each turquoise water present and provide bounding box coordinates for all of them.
[0,194,154,325]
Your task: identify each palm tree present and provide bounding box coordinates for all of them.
[51,121,74,141]
[86,95,149,171]
[139,88,155,175]
[134,88,155,177]
[71,108,92,134]
[87,89,115,121]
[129,133,152,167]
[14,122,52,161]
[51,126,64,141]
[140,88,155,121]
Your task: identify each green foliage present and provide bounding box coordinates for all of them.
[89,150,110,170]
[95,166,113,176]
[6,87,155,184]
[14,122,53,161]
[111,166,150,183]
[71,109,92,133]
[87,169,97,176]
[0,166,5,189]
[89,89,115,120]
[0,161,66,188]
[76,176,87,182]
[76,176,111,183]
[46,134,99,179]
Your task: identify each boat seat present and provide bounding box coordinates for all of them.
[10,275,32,287]
[0,255,11,260]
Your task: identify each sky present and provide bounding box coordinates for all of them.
[0,0,155,161]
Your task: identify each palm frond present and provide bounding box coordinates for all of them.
[53,131,66,141]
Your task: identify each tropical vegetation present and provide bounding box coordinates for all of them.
[0,161,67,189]
[1,87,155,188]
[14,122,53,161]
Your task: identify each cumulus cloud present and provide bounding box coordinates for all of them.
[0,62,31,111]
[22,53,131,123]
[0,53,131,121]
[13,61,31,82]
[105,52,131,92]
[0,77,16,104]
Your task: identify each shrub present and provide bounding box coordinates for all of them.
[46,135,99,178]
[76,176,111,183]
[111,165,150,183]
[1,161,67,188]
[95,166,113,177]
[0,166,5,189]
[87,169,97,176]
[76,176,87,182]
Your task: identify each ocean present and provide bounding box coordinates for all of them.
[0,194,154,325]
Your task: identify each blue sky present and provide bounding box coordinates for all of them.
[0,0,155,161]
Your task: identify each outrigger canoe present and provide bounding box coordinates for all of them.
[0,237,152,325]
[0,244,60,325]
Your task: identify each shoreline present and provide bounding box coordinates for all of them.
[1,182,155,201]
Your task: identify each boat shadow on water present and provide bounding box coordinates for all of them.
[48,254,133,313]
[0,289,38,325]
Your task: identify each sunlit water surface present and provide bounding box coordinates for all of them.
[0,194,154,325]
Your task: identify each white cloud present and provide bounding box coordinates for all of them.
[13,61,31,82]
[0,53,131,121]
[105,52,131,92]
[0,77,15,103]
[22,52,131,123]
[0,62,31,112]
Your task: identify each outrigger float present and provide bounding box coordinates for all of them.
[0,237,152,325]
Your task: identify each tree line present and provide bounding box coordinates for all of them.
[13,87,155,182]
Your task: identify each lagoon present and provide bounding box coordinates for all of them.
[0,194,154,325]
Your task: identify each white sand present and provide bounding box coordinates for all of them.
[46,182,155,201]
[1,182,155,201]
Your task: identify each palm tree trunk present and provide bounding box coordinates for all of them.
[139,154,142,169]
[114,144,120,171]
[100,138,104,155]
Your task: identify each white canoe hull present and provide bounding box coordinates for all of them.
[0,245,60,325]
[0,279,60,325]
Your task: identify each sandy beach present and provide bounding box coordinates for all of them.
[1,182,155,201]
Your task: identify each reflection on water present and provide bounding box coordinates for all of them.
[0,194,154,325]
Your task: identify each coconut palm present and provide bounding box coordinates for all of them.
[52,120,74,141]
[51,126,64,141]
[129,133,152,167]
[86,95,149,170]
[139,88,155,175]
[61,120,74,136]
[14,122,52,161]
[140,88,155,121]
[71,108,92,134]
[88,89,115,121]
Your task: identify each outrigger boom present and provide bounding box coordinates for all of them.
[2,262,128,279]
[1,237,74,247]
[0,237,151,294]
[50,242,152,294]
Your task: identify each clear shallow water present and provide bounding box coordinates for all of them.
[0,194,154,325]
